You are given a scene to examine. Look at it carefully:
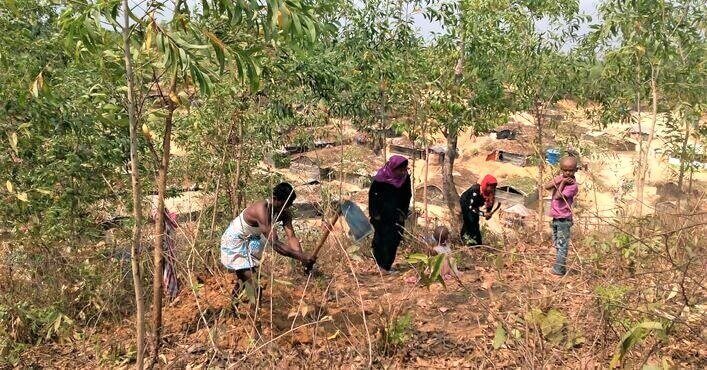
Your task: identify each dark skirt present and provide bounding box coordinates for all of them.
[371,220,404,270]
[461,210,482,246]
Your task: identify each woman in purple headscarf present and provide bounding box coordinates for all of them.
[368,155,412,273]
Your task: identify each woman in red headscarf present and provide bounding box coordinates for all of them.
[459,175,498,246]
[369,155,412,273]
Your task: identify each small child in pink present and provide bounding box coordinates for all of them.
[544,156,579,276]
[425,226,461,280]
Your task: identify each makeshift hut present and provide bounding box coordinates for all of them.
[628,124,651,141]
[486,140,534,167]
[499,203,532,228]
[485,121,539,166]
[281,124,355,154]
[289,155,321,183]
[495,176,538,207]
[299,145,381,189]
[387,136,426,160]
[415,169,479,205]
[414,184,445,206]
[493,123,521,140]
[427,145,447,165]
[590,132,638,152]
[544,108,565,124]
[289,183,327,219]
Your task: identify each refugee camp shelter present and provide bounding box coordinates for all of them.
[387,136,426,160]
[494,123,521,140]
[486,140,534,167]
[543,108,566,124]
[499,203,532,228]
[583,131,638,152]
[427,145,447,165]
[486,121,537,166]
[414,184,445,206]
[414,169,479,206]
[281,123,355,154]
[628,124,651,141]
[289,155,321,183]
[289,183,329,219]
[495,176,538,207]
[299,145,381,189]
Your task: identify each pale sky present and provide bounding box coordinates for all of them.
[138,0,601,45]
[412,0,601,40]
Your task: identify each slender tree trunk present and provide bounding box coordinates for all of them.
[443,129,461,223]
[410,132,417,231]
[454,39,465,84]
[225,177,237,218]
[238,170,250,211]
[122,2,145,368]
[634,62,645,219]
[424,141,430,227]
[688,165,694,194]
[637,66,659,219]
[375,86,388,159]
[444,32,465,232]
[209,120,236,238]
[535,104,545,235]
[677,115,690,192]
[233,117,243,216]
[150,86,176,365]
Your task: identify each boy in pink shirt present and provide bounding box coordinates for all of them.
[544,156,579,276]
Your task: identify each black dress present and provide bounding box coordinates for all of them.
[368,176,412,270]
[459,184,491,246]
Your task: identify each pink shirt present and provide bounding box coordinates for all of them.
[550,176,578,220]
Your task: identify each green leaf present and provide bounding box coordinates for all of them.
[246,60,259,91]
[304,16,316,43]
[201,0,210,17]
[291,12,301,36]
[540,309,566,337]
[405,253,428,264]
[30,71,44,98]
[8,132,18,154]
[492,324,506,349]
[429,254,445,282]
[177,91,190,106]
[101,103,118,111]
[611,321,664,368]
[156,32,165,52]
[35,188,52,195]
[204,30,226,73]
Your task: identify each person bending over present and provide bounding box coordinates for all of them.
[220,182,315,299]
[460,175,498,246]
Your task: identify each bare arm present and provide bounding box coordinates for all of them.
[553,180,567,200]
[260,210,310,263]
[485,202,500,220]
[550,177,576,200]
[544,177,562,191]
[272,220,309,262]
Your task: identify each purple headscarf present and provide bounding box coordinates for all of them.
[373,155,409,188]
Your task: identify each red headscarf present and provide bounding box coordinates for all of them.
[373,155,409,188]
[480,174,497,208]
